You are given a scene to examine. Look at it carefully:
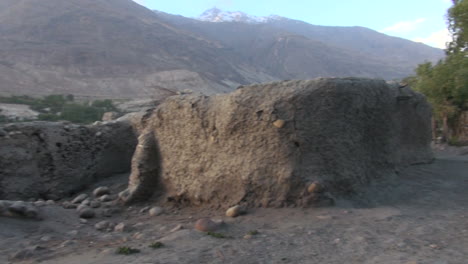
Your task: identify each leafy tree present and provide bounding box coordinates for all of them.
[411,0,468,143]
[448,0,468,53]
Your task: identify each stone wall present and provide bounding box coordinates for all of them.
[120,78,434,207]
[0,120,137,200]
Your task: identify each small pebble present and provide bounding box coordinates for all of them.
[226,205,243,217]
[34,201,46,207]
[93,187,110,197]
[273,119,286,128]
[170,224,183,232]
[114,223,129,232]
[78,208,95,219]
[72,194,88,204]
[95,221,110,231]
[307,182,323,193]
[139,206,150,214]
[149,207,164,216]
[98,195,113,202]
[194,218,221,232]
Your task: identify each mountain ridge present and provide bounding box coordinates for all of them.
[0,1,444,99]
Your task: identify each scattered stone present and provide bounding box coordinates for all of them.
[243,234,253,239]
[114,223,129,232]
[60,240,76,247]
[149,207,164,216]
[429,244,441,250]
[93,187,110,197]
[45,200,55,206]
[226,205,243,218]
[40,235,52,242]
[8,201,27,214]
[90,201,101,208]
[34,201,46,207]
[0,128,7,137]
[170,224,183,232]
[78,207,95,219]
[76,204,88,212]
[132,232,145,240]
[68,230,79,236]
[194,218,221,232]
[100,248,114,255]
[98,194,113,202]
[79,218,88,224]
[316,215,334,220]
[62,202,78,209]
[273,119,286,128]
[81,199,91,206]
[95,221,111,231]
[307,182,323,193]
[72,194,88,204]
[139,206,150,214]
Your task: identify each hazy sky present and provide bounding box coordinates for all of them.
[133,0,453,49]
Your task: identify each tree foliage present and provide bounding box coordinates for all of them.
[410,0,468,142]
[448,0,468,53]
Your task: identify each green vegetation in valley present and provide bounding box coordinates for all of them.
[0,94,119,124]
[406,0,468,144]
[206,231,230,239]
[116,246,140,255]
[149,242,164,249]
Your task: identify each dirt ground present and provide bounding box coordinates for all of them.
[1,149,467,264]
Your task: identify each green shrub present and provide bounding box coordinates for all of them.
[149,242,164,249]
[116,246,140,255]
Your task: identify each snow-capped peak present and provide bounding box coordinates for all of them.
[198,8,284,24]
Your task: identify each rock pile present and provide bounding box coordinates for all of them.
[120,78,433,207]
[0,200,40,219]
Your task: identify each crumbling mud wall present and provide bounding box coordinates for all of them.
[120,78,434,208]
[0,121,137,200]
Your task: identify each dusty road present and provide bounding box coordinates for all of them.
[1,150,467,264]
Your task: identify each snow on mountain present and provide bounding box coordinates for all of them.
[198,8,284,23]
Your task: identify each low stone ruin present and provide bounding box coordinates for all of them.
[0,120,137,200]
[119,78,434,207]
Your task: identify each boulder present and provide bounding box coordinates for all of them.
[119,78,433,207]
[0,120,137,200]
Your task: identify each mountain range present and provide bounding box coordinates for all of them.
[0,0,444,99]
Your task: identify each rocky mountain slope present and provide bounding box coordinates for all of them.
[0,0,444,99]
[0,0,273,98]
